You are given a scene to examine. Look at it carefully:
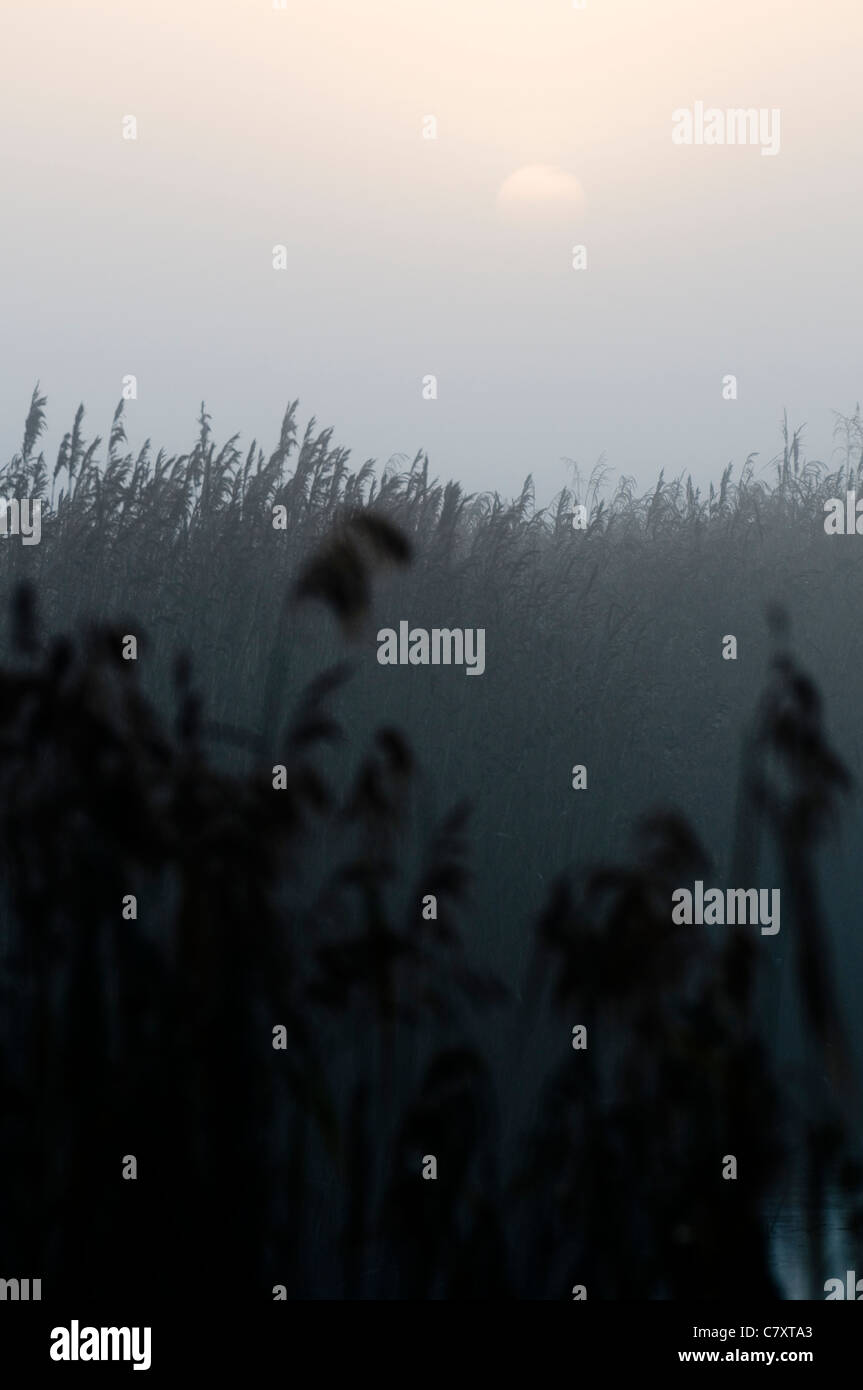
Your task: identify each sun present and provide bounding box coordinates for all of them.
[496,164,585,219]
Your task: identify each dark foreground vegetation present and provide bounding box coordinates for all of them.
[0,390,862,1299]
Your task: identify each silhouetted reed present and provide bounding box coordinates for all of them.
[0,391,862,1299]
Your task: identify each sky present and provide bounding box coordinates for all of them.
[2,0,862,501]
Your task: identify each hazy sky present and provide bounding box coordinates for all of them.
[3,0,862,500]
